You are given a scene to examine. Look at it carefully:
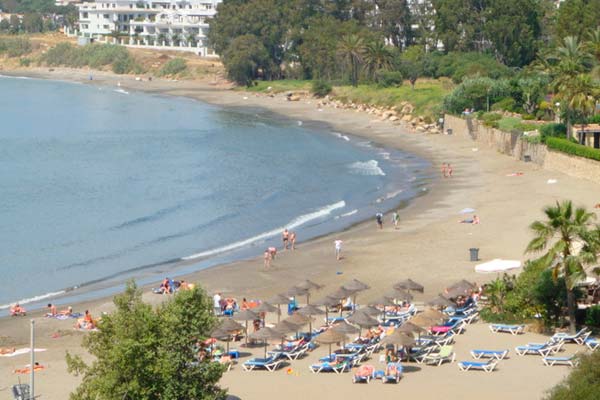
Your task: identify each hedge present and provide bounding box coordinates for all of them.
[546,137,600,162]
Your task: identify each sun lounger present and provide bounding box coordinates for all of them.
[551,328,590,345]
[470,349,509,360]
[585,338,599,351]
[515,341,563,356]
[268,343,309,360]
[543,354,579,367]
[381,362,403,383]
[421,345,456,366]
[309,360,351,374]
[408,345,435,362]
[489,324,525,335]
[458,359,498,372]
[352,364,375,383]
[242,356,283,372]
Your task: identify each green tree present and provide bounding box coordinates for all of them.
[9,14,20,34]
[363,40,393,80]
[66,281,225,400]
[555,0,600,41]
[0,18,10,32]
[526,201,598,333]
[22,12,43,33]
[372,0,412,49]
[337,34,365,86]
[222,34,271,86]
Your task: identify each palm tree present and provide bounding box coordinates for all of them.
[337,34,365,87]
[170,33,181,47]
[525,201,598,333]
[586,28,600,63]
[564,74,600,143]
[186,33,197,48]
[363,41,393,80]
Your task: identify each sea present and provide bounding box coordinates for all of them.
[0,75,432,312]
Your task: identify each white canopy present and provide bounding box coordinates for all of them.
[475,259,521,274]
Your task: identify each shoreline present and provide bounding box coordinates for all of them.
[3,67,599,400]
[0,68,439,312]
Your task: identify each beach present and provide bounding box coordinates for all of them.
[1,67,598,399]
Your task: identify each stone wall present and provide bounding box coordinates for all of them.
[443,114,600,185]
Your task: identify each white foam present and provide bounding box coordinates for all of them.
[182,200,346,261]
[340,209,358,217]
[114,88,129,95]
[348,160,386,176]
[0,290,67,310]
[385,189,403,200]
[379,152,391,160]
[0,74,31,80]
[333,132,350,141]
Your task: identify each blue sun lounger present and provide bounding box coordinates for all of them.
[550,328,591,345]
[309,360,351,374]
[470,349,509,360]
[242,356,283,372]
[489,324,525,335]
[515,341,562,356]
[585,338,599,350]
[543,354,579,367]
[458,359,498,372]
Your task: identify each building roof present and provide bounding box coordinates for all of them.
[575,124,600,133]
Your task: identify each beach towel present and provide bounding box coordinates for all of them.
[0,348,47,358]
[356,365,375,377]
[14,364,46,374]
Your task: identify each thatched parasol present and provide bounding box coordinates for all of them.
[295,280,323,304]
[396,321,426,335]
[357,305,381,317]
[394,279,424,293]
[211,318,244,352]
[381,331,416,347]
[427,295,455,308]
[313,295,340,322]
[255,301,280,325]
[329,286,357,299]
[286,286,309,297]
[332,320,360,335]
[285,312,313,327]
[347,310,379,336]
[388,288,414,302]
[342,279,370,292]
[313,328,348,355]
[445,280,475,298]
[267,294,290,322]
[369,295,396,306]
[297,305,325,338]
[274,319,302,335]
[248,327,286,357]
[232,309,259,345]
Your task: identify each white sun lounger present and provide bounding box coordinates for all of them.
[585,338,599,351]
[470,349,509,360]
[458,360,498,372]
[515,341,563,356]
[543,354,579,367]
[551,328,591,345]
[242,356,283,372]
[489,324,525,335]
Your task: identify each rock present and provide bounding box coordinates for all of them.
[288,95,300,101]
[402,114,412,122]
[389,115,399,122]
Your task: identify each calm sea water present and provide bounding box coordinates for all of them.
[0,76,431,309]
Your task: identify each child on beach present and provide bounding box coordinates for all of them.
[447,163,453,177]
[334,239,343,260]
[290,231,297,250]
[376,212,383,229]
[392,211,399,229]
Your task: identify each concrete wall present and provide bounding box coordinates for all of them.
[444,114,600,185]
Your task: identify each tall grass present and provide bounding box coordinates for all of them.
[41,43,143,74]
[0,37,32,57]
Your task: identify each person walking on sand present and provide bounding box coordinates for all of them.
[213,293,222,316]
[290,231,297,250]
[264,249,272,268]
[447,163,453,177]
[334,239,343,260]
[392,211,400,229]
[282,229,290,250]
[376,212,383,229]
[441,163,447,178]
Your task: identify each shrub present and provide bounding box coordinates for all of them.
[444,77,510,114]
[159,57,187,76]
[480,112,502,128]
[374,70,403,88]
[546,351,600,400]
[540,123,567,140]
[585,305,600,328]
[0,37,32,57]
[546,137,600,161]
[311,79,332,97]
[19,57,31,67]
[491,97,516,112]
[522,114,535,120]
[41,43,141,74]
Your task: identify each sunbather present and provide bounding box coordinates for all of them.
[46,303,57,317]
[10,303,26,316]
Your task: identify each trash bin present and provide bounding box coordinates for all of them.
[469,248,479,261]
[446,128,453,135]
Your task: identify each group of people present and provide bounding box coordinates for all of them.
[156,277,192,294]
[375,211,400,230]
[263,229,298,268]
[46,303,74,317]
[441,163,454,178]
[212,292,240,316]
[9,303,26,316]
[74,310,96,330]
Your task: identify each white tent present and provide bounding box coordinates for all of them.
[475,259,521,274]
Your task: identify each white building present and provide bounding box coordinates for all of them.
[76,0,221,56]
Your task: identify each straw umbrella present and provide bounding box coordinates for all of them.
[248,327,286,357]
[285,312,312,327]
[369,295,396,324]
[296,279,323,304]
[396,321,426,335]
[394,279,424,293]
[346,310,379,337]
[232,309,258,346]
[426,295,455,309]
[274,320,302,337]
[342,279,370,309]
[313,296,340,322]
[329,286,358,316]
[297,304,325,338]
[332,320,360,346]
[268,293,291,322]
[388,288,414,303]
[211,318,244,352]
[255,301,279,325]
[313,328,348,356]
[381,331,416,347]
[420,308,446,321]
[358,305,381,317]
[445,280,475,298]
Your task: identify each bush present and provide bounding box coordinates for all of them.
[480,112,502,128]
[19,57,31,66]
[431,52,512,83]
[375,70,403,88]
[546,137,600,161]
[159,57,187,76]
[41,43,141,74]
[546,351,600,400]
[540,123,567,140]
[311,79,332,97]
[444,77,510,114]
[491,97,516,112]
[0,37,32,57]
[585,305,600,328]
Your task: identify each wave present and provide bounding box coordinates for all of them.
[182,200,346,261]
[0,290,66,310]
[385,189,403,200]
[114,88,129,95]
[379,151,391,160]
[335,209,358,219]
[348,160,386,176]
[332,132,350,141]
[0,74,31,80]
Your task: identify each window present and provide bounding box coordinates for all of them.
[103,13,109,18]
[82,12,89,18]
[103,24,109,29]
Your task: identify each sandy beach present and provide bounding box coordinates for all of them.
[1,67,599,399]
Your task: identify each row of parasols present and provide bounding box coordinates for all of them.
[211,278,478,356]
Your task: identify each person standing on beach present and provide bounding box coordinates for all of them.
[213,293,222,316]
[441,163,447,178]
[376,212,383,229]
[334,239,343,260]
[392,211,400,229]
[264,249,272,268]
[290,231,297,250]
[447,163,453,177]
[282,229,290,250]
